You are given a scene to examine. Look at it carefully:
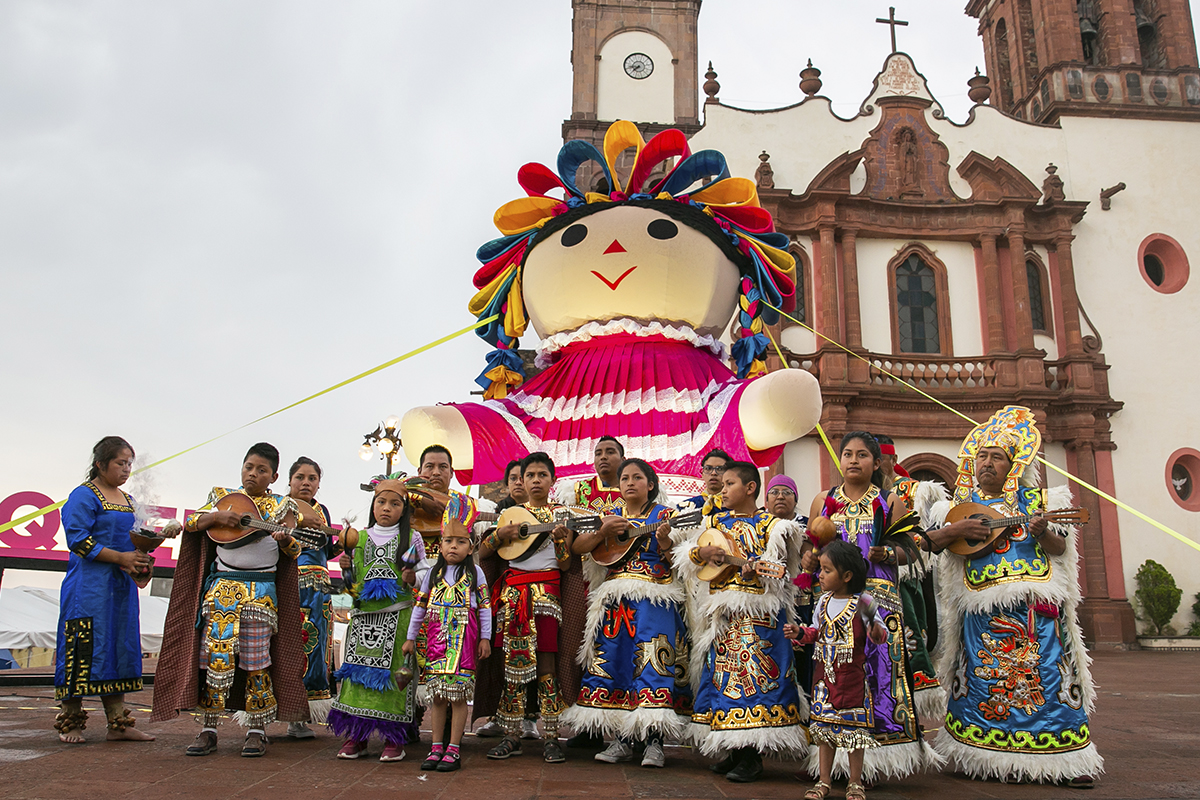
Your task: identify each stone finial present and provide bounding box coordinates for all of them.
[799,59,823,97]
[1042,163,1066,204]
[967,67,992,104]
[755,151,775,190]
[703,61,720,104]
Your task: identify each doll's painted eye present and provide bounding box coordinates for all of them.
[647,219,678,240]
[561,224,588,247]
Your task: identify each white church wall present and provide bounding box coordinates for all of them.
[783,438,823,510]
[597,31,675,125]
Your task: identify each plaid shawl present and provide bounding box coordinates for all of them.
[151,531,308,723]
[471,549,585,721]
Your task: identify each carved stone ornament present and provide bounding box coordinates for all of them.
[1042,163,1066,204]
[755,151,775,190]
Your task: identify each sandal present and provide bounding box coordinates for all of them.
[487,735,522,760]
[846,783,867,800]
[241,731,268,758]
[186,730,218,757]
[804,782,831,799]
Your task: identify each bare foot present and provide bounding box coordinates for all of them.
[59,730,86,744]
[107,727,155,741]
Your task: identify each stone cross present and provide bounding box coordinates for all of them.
[876,6,909,53]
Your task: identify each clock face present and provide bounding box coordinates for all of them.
[623,53,654,80]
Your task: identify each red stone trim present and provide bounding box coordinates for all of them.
[899,452,958,486]
[1165,447,1200,512]
[886,242,954,356]
[1138,233,1190,294]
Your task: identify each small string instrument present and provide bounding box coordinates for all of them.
[945,502,1089,557]
[694,528,787,583]
[494,506,602,562]
[206,493,329,550]
[407,486,503,535]
[590,509,704,567]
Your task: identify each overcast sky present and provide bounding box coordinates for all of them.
[3,1,1194,584]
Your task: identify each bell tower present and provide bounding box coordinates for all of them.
[563,0,703,149]
[966,0,1200,123]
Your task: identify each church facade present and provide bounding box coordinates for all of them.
[562,0,1200,646]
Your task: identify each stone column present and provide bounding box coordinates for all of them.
[1053,234,1094,391]
[818,224,841,343]
[841,229,869,385]
[978,232,1009,353]
[1007,227,1046,389]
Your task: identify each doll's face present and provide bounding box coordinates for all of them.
[522,205,740,339]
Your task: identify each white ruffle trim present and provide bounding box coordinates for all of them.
[935,729,1104,783]
[914,684,947,729]
[534,318,728,369]
[508,381,726,423]
[803,737,946,782]
[306,697,334,724]
[695,721,809,758]
[561,704,689,742]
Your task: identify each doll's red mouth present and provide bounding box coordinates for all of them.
[591,266,637,290]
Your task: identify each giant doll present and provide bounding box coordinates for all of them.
[401,122,821,491]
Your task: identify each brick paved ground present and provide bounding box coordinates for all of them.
[1,650,1196,800]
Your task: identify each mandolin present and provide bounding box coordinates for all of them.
[493,505,602,562]
[694,528,787,583]
[945,502,1089,557]
[590,509,704,567]
[205,492,330,551]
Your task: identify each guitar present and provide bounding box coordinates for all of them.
[205,492,330,551]
[945,502,1090,557]
[590,509,704,567]
[494,505,602,562]
[694,528,787,583]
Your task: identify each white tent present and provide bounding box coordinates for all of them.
[0,586,169,654]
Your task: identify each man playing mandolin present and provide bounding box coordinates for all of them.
[923,406,1101,789]
[479,452,575,764]
[151,443,308,759]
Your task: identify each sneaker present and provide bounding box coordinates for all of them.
[543,739,566,763]
[337,739,368,759]
[287,722,315,739]
[641,741,665,768]
[185,730,218,757]
[379,743,406,762]
[475,719,504,738]
[594,740,634,763]
[487,735,523,760]
[521,719,540,740]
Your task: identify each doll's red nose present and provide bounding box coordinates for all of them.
[603,239,627,254]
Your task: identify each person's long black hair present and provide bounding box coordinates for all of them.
[840,431,885,489]
[617,457,662,518]
[86,436,133,481]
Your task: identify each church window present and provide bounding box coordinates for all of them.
[788,245,811,325]
[894,255,940,354]
[1093,75,1110,101]
[1041,79,1052,108]
[1151,78,1169,104]
[994,19,1015,110]
[1126,73,1143,102]
[1138,233,1190,294]
[1026,260,1049,333]
[1166,449,1200,511]
[1068,71,1083,100]
[1185,76,1200,106]
[1017,0,1039,73]
[1134,0,1167,69]
[1078,1,1101,65]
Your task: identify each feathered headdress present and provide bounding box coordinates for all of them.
[442,491,479,541]
[954,405,1043,504]
[469,120,797,398]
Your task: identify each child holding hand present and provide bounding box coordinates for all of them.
[785,540,887,800]
[403,494,492,772]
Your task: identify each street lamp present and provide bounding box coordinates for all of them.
[360,416,403,476]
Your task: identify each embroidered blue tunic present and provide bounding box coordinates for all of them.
[944,489,1094,762]
[295,501,336,703]
[572,504,693,735]
[55,483,143,699]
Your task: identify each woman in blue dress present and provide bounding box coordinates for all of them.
[54,436,155,743]
[563,458,692,769]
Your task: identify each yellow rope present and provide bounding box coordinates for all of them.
[0,315,500,536]
[763,302,1200,554]
[764,327,842,475]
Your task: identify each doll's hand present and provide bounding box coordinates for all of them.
[477,639,492,661]
[401,640,415,656]
[401,568,416,586]
[868,622,887,645]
